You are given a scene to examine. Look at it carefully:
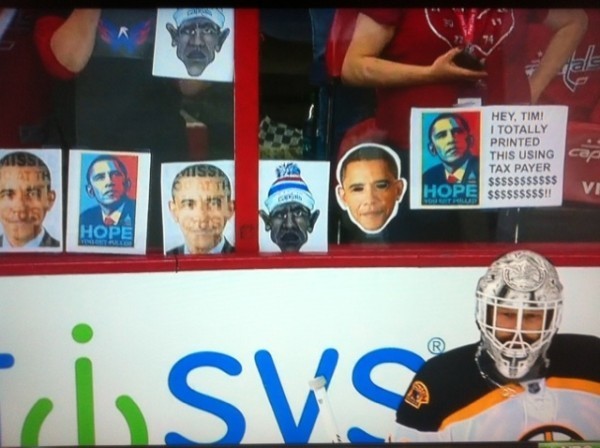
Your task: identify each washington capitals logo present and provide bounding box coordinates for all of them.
[526,44,600,93]
[98,18,152,57]
[560,44,599,92]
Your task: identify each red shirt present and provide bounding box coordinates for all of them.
[361,8,547,149]
[525,8,600,123]
[0,9,53,147]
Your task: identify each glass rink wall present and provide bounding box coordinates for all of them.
[0,6,599,448]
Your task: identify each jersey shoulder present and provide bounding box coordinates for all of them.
[547,333,600,382]
[396,342,489,431]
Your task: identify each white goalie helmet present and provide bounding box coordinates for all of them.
[475,250,563,380]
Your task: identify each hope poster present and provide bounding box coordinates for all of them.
[65,149,151,255]
[410,105,568,209]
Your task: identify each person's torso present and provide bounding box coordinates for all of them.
[396,334,600,440]
[365,8,539,148]
[442,379,600,441]
[71,9,186,159]
[525,8,600,122]
[0,9,52,147]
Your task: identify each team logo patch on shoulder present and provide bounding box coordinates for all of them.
[405,381,430,409]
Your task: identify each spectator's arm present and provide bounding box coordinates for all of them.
[530,9,588,104]
[341,12,486,88]
[34,9,100,79]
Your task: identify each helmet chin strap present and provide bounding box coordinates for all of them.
[475,343,549,394]
[517,353,549,382]
[475,344,512,389]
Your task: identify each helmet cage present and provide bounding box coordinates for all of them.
[476,290,562,379]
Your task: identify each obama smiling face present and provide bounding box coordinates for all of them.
[336,144,406,233]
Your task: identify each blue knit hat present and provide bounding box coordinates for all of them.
[265,163,315,213]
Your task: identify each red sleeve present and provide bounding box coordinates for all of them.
[33,15,78,80]
[358,9,404,27]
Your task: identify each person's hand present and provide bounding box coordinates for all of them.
[178,79,212,96]
[429,48,488,82]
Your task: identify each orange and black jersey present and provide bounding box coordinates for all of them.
[395,333,600,441]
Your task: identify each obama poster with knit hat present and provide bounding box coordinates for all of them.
[259,160,329,253]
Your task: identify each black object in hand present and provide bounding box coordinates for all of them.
[452,50,485,71]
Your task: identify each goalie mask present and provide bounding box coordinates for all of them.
[475,250,563,380]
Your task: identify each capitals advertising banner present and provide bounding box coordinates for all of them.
[0,266,599,445]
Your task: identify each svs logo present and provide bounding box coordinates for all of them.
[3,324,425,446]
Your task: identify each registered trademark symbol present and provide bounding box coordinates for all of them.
[428,337,445,354]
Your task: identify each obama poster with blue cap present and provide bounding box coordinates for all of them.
[259,161,329,253]
[153,8,233,82]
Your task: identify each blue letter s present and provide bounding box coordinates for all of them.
[348,348,424,443]
[255,349,338,443]
[166,352,245,445]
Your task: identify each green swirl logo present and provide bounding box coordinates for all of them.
[20,324,148,446]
